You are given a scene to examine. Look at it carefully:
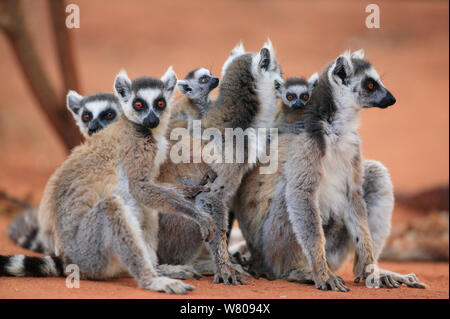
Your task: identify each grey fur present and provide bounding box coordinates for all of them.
[195,40,283,285]
[235,51,425,291]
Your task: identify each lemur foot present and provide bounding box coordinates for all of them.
[315,271,350,292]
[157,264,202,280]
[213,263,247,286]
[144,276,195,294]
[355,268,427,289]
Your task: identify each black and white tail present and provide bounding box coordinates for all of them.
[8,207,45,253]
[0,254,65,277]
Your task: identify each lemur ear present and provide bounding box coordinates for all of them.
[231,41,245,56]
[351,49,365,60]
[263,38,275,59]
[177,80,192,96]
[161,66,178,99]
[258,38,276,71]
[114,69,132,102]
[332,52,353,85]
[308,72,319,90]
[66,90,83,115]
[258,47,271,71]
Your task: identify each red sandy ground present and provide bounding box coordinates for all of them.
[0,0,448,299]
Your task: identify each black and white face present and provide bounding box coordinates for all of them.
[113,67,177,129]
[66,91,122,138]
[279,73,318,109]
[177,68,219,100]
[328,49,396,110]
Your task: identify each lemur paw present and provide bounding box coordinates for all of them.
[197,213,217,242]
[356,268,427,289]
[213,263,247,286]
[315,272,350,292]
[182,185,211,199]
[144,276,195,294]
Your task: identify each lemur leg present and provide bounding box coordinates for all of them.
[356,160,426,289]
[195,163,249,285]
[61,197,194,294]
[284,161,350,292]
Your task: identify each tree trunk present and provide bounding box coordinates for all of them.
[0,0,82,151]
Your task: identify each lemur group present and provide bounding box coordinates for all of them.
[1,40,426,294]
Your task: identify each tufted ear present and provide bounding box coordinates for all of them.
[230,41,245,57]
[262,38,275,60]
[351,49,365,60]
[308,72,319,91]
[161,66,178,100]
[332,51,353,85]
[66,90,83,115]
[221,42,246,78]
[114,69,132,102]
[177,79,192,96]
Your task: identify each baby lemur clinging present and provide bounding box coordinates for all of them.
[1,67,217,294]
[234,50,426,291]
[274,73,318,134]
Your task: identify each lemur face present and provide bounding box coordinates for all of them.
[177,68,219,100]
[114,67,177,129]
[66,91,122,138]
[329,49,396,110]
[279,73,318,109]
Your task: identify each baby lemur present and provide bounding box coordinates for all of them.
[274,73,318,134]
[234,50,426,291]
[193,40,283,285]
[1,67,217,294]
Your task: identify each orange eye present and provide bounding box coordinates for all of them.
[368,82,374,90]
[287,95,294,101]
[302,94,309,101]
[157,100,166,108]
[134,101,143,110]
[82,114,90,122]
[106,112,115,119]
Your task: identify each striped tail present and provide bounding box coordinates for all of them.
[0,255,65,277]
[8,207,45,253]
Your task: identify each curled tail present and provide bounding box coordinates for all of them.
[8,207,45,253]
[0,254,65,277]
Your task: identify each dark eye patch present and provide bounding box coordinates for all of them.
[362,77,379,93]
[133,98,148,112]
[153,95,166,111]
[81,111,92,123]
[286,93,297,101]
[199,75,209,84]
[100,108,116,121]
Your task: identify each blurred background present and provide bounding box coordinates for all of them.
[0,0,448,263]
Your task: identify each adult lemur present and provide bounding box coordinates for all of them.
[1,68,217,294]
[234,50,426,291]
[194,40,283,285]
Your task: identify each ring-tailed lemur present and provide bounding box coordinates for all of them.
[274,73,318,134]
[192,40,283,285]
[7,76,221,280]
[234,50,426,291]
[8,92,122,253]
[0,67,218,294]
